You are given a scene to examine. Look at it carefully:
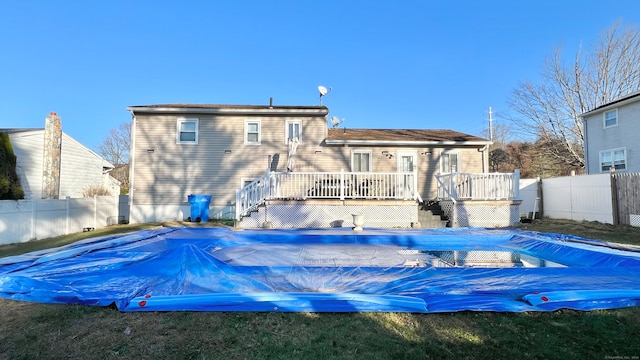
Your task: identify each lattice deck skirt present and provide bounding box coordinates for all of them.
[239,200,419,229]
[439,199,522,228]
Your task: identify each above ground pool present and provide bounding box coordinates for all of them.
[1,227,640,313]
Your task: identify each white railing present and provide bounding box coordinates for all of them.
[436,170,520,202]
[235,170,275,220]
[236,169,421,220]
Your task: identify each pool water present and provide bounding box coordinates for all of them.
[417,250,566,268]
[211,244,565,268]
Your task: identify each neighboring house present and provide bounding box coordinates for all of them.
[127,103,492,224]
[582,90,640,174]
[1,113,118,199]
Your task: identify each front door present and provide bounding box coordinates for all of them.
[397,151,417,199]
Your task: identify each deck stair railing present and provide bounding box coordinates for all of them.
[235,170,274,220]
[236,169,421,220]
[436,170,520,203]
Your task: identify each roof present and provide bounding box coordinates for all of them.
[581,90,640,117]
[130,103,327,110]
[326,128,490,146]
[127,103,329,116]
[0,128,45,134]
[126,104,490,146]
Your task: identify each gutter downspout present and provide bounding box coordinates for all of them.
[478,143,491,173]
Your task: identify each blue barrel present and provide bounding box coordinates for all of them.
[187,194,212,222]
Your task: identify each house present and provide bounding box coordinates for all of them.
[582,90,640,174]
[127,103,507,227]
[1,112,119,199]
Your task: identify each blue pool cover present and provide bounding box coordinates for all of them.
[1,227,640,313]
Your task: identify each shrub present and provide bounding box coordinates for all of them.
[0,133,25,200]
[82,184,112,197]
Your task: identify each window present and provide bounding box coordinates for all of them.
[441,152,459,173]
[400,155,414,172]
[176,118,198,144]
[286,120,302,144]
[604,109,618,128]
[352,150,371,172]
[245,120,261,145]
[600,148,626,172]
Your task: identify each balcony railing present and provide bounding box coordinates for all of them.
[236,169,421,220]
[436,170,520,202]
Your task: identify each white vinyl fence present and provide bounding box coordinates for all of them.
[0,196,120,245]
[538,173,614,224]
[518,178,540,219]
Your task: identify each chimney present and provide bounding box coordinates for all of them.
[42,112,62,199]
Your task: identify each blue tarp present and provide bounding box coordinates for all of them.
[1,227,640,312]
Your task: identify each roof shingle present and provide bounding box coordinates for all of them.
[327,128,488,143]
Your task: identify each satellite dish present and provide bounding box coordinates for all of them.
[330,116,344,128]
[317,85,332,105]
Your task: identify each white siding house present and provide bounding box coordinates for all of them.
[2,128,118,199]
[582,90,640,174]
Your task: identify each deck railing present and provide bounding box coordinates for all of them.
[436,170,520,202]
[236,169,421,220]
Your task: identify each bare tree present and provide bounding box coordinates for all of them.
[97,122,130,193]
[484,121,513,153]
[508,20,640,169]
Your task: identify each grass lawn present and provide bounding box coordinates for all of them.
[1,219,639,359]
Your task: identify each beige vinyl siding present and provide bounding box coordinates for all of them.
[132,113,331,207]
[131,107,487,210]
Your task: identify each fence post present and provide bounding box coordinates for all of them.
[31,199,36,240]
[536,177,543,219]
[66,196,70,235]
[610,168,619,225]
[94,195,98,229]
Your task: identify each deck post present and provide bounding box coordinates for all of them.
[450,172,457,200]
[340,169,345,201]
[413,169,418,200]
[513,169,520,200]
[235,189,240,220]
[452,203,459,227]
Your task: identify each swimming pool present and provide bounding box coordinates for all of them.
[1,227,639,313]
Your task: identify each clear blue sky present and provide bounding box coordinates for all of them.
[1,1,639,151]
